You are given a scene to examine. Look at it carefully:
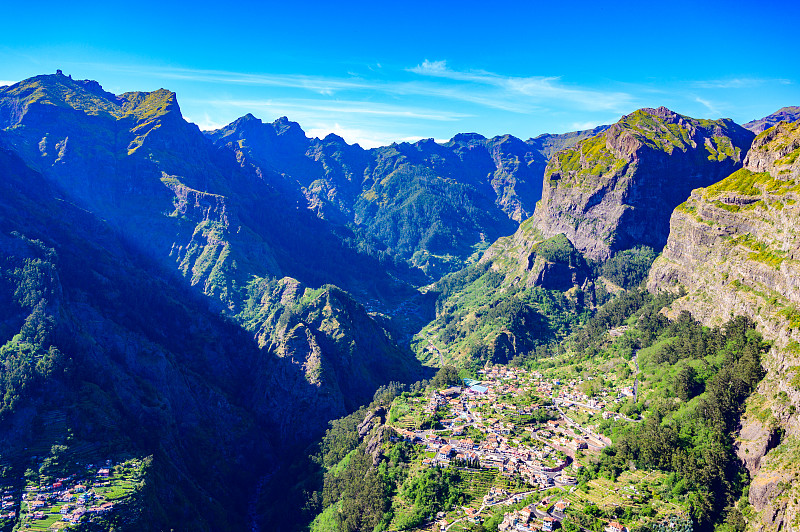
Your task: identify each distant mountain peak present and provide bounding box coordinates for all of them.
[118,88,182,121]
[272,116,306,138]
[322,132,346,144]
[0,73,185,129]
[240,112,261,122]
[451,132,486,143]
[227,112,263,129]
[637,105,678,118]
[744,106,800,133]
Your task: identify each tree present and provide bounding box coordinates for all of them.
[431,365,461,388]
[674,365,699,401]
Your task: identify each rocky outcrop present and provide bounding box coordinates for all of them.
[482,229,592,293]
[648,119,800,531]
[247,278,425,440]
[531,107,754,260]
[358,406,390,465]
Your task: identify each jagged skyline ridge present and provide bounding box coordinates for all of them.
[0,0,798,147]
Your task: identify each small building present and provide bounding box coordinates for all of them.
[441,386,462,397]
[607,521,626,532]
[553,500,569,519]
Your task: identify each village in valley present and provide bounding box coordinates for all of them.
[385,352,692,532]
[0,457,142,531]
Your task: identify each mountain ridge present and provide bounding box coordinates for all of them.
[2,71,800,531]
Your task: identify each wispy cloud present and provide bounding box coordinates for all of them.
[112,63,530,112]
[91,61,634,115]
[694,96,720,115]
[408,60,635,112]
[0,80,17,86]
[203,97,471,122]
[410,60,449,76]
[693,77,792,89]
[94,63,374,95]
[184,112,228,131]
[569,121,606,131]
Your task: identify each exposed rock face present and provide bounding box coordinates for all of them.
[482,227,591,293]
[0,147,276,530]
[531,107,754,260]
[648,119,800,331]
[648,119,800,531]
[0,73,428,487]
[244,278,424,441]
[357,406,391,464]
[744,106,800,134]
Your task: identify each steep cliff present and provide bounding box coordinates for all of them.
[242,277,426,440]
[648,119,800,531]
[531,107,754,260]
[0,73,426,475]
[0,146,277,530]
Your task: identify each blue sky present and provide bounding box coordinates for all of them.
[1,0,798,147]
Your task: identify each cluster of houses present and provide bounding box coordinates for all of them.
[16,462,118,525]
[392,363,653,531]
[478,366,636,429]
[397,379,578,490]
[493,495,633,532]
[497,499,570,532]
[1,491,16,519]
[528,369,635,411]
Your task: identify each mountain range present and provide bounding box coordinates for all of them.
[1,71,799,531]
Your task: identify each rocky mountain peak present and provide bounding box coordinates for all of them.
[238,112,262,125]
[529,107,754,260]
[744,106,800,133]
[272,115,307,139]
[322,132,347,144]
[745,119,800,180]
[451,132,486,143]
[638,105,680,121]
[0,73,123,126]
[118,88,183,122]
